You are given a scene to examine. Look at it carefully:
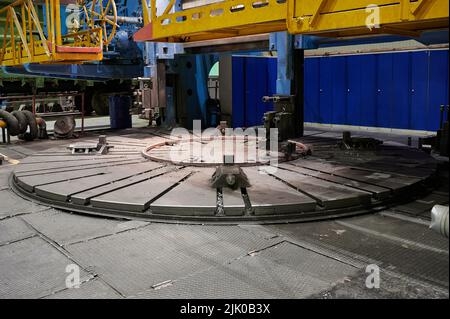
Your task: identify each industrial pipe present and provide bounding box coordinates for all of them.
[107,15,142,24]
[430,205,449,238]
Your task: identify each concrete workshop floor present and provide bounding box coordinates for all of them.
[0,127,448,299]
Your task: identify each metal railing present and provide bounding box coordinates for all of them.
[0,0,107,66]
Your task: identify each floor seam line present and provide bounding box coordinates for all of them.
[63,222,152,247]
[129,238,286,299]
[18,216,127,298]
[284,238,363,269]
[335,220,449,255]
[0,207,53,221]
[0,234,38,248]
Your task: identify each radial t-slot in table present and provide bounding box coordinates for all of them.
[331,168,423,194]
[272,168,372,210]
[33,162,165,202]
[18,154,132,164]
[14,156,142,174]
[71,166,175,206]
[243,167,317,216]
[279,163,391,200]
[150,169,218,216]
[221,187,247,217]
[90,169,192,212]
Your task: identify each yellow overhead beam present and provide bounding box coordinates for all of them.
[136,0,449,43]
[287,0,448,36]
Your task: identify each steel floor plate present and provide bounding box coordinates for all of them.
[0,217,35,246]
[0,189,47,219]
[267,215,449,289]
[43,278,122,299]
[131,241,358,299]
[65,224,284,296]
[0,236,90,299]
[21,209,149,246]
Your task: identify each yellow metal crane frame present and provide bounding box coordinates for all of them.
[0,0,105,67]
[137,0,449,43]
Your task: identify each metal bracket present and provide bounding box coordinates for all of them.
[67,135,114,155]
[309,0,328,28]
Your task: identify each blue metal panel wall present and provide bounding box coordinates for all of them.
[232,50,448,131]
[392,52,411,129]
[318,57,333,124]
[232,57,246,128]
[304,58,320,123]
[304,49,449,131]
[232,56,277,127]
[375,54,394,128]
[410,51,429,131]
[360,55,377,127]
[428,50,449,131]
[330,57,346,124]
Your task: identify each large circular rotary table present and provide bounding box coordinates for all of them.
[10,132,438,224]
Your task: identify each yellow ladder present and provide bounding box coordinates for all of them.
[136,0,449,43]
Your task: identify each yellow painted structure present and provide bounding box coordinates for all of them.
[0,0,117,67]
[143,0,449,42]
